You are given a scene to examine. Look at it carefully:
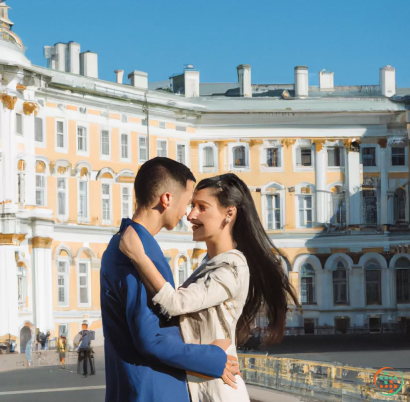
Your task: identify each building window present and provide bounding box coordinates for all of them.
[78,262,90,305]
[365,261,382,305]
[267,194,281,230]
[392,147,405,166]
[178,256,188,287]
[296,147,313,167]
[101,130,110,157]
[122,186,132,219]
[298,195,313,228]
[121,134,129,160]
[58,324,68,337]
[328,147,343,167]
[233,145,246,167]
[203,147,214,167]
[56,120,65,149]
[139,136,147,162]
[17,266,27,307]
[57,178,67,216]
[333,261,348,305]
[330,186,347,225]
[36,174,46,206]
[362,147,376,167]
[57,260,69,306]
[300,263,316,304]
[35,117,43,142]
[78,181,88,219]
[394,188,406,222]
[157,140,167,157]
[396,257,410,304]
[102,184,111,224]
[362,190,377,225]
[16,113,23,135]
[267,148,281,167]
[77,126,87,152]
[177,144,186,165]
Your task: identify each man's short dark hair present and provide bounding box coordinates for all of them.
[134,157,196,209]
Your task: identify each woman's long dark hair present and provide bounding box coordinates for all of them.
[195,173,300,346]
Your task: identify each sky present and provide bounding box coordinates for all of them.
[9,0,410,87]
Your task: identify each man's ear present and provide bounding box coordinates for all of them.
[159,192,172,210]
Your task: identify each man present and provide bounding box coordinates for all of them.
[76,324,95,377]
[101,158,238,402]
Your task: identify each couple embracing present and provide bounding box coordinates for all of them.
[101,157,298,402]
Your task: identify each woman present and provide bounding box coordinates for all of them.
[120,173,299,402]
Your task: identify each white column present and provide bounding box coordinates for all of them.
[379,147,388,225]
[32,245,54,333]
[381,268,391,308]
[0,106,18,210]
[347,150,361,225]
[321,269,333,310]
[0,247,19,338]
[350,267,365,308]
[315,270,323,309]
[315,146,328,224]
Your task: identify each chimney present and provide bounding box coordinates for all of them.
[55,43,68,72]
[184,66,200,98]
[80,51,98,78]
[237,64,252,97]
[294,66,309,98]
[319,69,334,91]
[380,65,396,97]
[128,70,148,89]
[115,70,124,84]
[44,46,57,70]
[68,42,81,74]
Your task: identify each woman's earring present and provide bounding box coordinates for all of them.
[225,217,231,224]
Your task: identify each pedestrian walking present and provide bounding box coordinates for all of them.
[57,335,67,369]
[76,324,95,377]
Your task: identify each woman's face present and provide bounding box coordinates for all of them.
[188,188,232,242]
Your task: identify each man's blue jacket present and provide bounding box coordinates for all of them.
[101,219,226,401]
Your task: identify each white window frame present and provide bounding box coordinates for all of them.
[198,142,218,173]
[101,182,113,225]
[361,143,380,173]
[57,259,70,307]
[17,266,27,308]
[295,183,316,228]
[260,140,284,173]
[77,260,91,307]
[293,140,314,172]
[35,173,47,207]
[76,123,89,157]
[121,184,133,219]
[261,182,286,230]
[228,142,250,172]
[176,141,190,167]
[120,132,132,162]
[389,144,408,173]
[326,141,346,172]
[138,135,148,163]
[174,253,190,288]
[100,128,111,160]
[77,179,90,223]
[16,113,23,136]
[34,116,46,148]
[156,139,168,158]
[58,323,69,337]
[55,119,67,153]
[57,177,69,221]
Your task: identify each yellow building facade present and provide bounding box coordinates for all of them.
[1,3,410,351]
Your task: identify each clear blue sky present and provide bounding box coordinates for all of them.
[10,0,410,87]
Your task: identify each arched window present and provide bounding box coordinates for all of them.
[394,188,406,222]
[365,261,382,305]
[300,263,316,304]
[178,256,188,287]
[233,146,246,167]
[203,147,214,168]
[333,261,348,305]
[36,161,47,206]
[396,257,410,304]
[17,266,27,307]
